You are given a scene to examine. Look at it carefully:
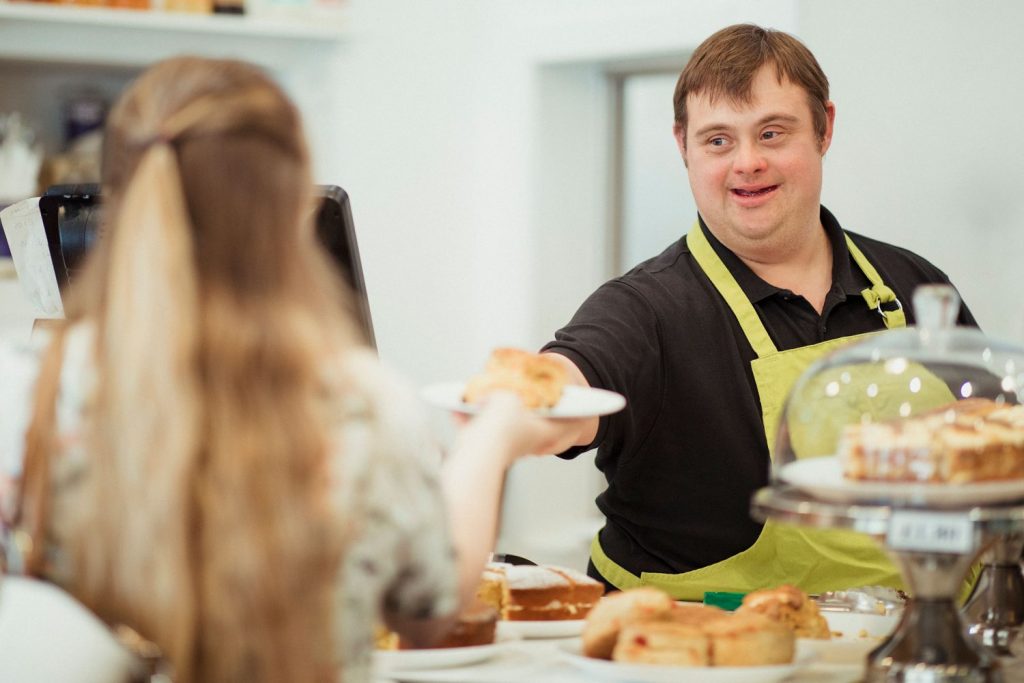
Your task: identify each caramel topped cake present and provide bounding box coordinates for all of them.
[476,562,604,621]
[736,585,831,639]
[433,599,498,648]
[374,625,399,651]
[838,399,1024,483]
[462,348,568,409]
[376,600,498,650]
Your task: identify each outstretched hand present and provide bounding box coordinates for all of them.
[455,391,590,464]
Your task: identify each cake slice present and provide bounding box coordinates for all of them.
[476,562,605,621]
[838,399,1024,483]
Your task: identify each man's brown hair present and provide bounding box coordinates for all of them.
[673,24,830,144]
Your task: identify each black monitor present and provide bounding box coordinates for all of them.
[33,184,375,347]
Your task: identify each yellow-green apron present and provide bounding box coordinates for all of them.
[591,222,916,600]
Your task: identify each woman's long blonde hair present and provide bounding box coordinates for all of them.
[19,57,359,682]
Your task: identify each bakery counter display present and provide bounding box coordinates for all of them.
[775,285,1024,508]
[751,486,1024,683]
[757,284,1024,682]
[373,560,604,677]
[555,585,833,682]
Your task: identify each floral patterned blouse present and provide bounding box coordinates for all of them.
[0,325,458,683]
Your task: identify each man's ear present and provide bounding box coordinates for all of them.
[820,101,836,155]
[673,122,688,169]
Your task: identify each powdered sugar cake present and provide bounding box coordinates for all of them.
[477,562,604,621]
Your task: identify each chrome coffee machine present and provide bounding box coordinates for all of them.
[33,183,375,347]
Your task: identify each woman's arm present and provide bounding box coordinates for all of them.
[384,393,587,646]
[441,393,587,613]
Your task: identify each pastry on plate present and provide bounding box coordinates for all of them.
[737,584,831,639]
[612,621,708,665]
[585,587,796,666]
[702,611,795,666]
[581,587,676,659]
[462,348,568,409]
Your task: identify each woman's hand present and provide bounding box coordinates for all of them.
[455,391,590,464]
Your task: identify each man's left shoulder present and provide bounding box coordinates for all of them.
[845,229,951,283]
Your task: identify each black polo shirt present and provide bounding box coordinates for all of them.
[542,206,977,582]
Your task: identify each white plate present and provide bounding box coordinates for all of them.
[497,618,585,639]
[420,382,626,419]
[824,611,899,640]
[373,632,516,673]
[557,640,811,683]
[778,456,1024,506]
[798,611,899,668]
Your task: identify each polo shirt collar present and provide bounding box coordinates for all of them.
[697,206,860,305]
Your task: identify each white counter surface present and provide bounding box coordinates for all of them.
[373,634,1024,683]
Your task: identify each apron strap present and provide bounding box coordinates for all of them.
[844,234,907,329]
[686,221,908,359]
[686,223,778,358]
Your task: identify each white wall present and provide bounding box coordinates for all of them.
[312,0,799,567]
[620,73,698,273]
[799,0,1024,343]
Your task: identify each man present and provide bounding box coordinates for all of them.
[541,24,975,597]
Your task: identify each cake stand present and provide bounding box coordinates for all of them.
[751,485,1024,683]
[962,533,1024,656]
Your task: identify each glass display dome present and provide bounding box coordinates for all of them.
[773,284,1024,507]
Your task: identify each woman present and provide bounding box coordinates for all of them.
[0,57,573,682]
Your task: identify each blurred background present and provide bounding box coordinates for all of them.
[1,0,1022,570]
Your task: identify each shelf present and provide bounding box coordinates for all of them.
[0,1,347,68]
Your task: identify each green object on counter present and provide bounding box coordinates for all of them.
[703,591,745,611]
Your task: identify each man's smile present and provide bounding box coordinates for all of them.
[729,184,781,208]
[731,184,779,198]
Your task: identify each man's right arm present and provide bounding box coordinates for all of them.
[542,352,599,451]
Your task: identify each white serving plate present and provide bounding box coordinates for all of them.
[497,618,585,639]
[421,382,626,419]
[373,631,517,673]
[557,639,813,683]
[797,610,900,672]
[778,456,1024,507]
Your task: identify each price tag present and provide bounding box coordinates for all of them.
[886,510,974,554]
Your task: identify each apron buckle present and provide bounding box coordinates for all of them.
[875,296,903,322]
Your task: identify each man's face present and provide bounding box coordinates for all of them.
[675,65,835,256]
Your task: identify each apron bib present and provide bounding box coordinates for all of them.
[592,222,920,600]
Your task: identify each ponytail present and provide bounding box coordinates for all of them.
[79,142,203,679]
